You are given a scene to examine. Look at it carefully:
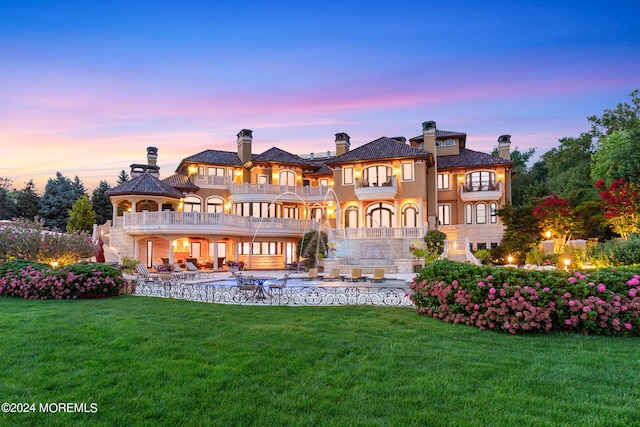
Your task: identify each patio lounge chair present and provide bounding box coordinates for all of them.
[323,268,341,281]
[301,268,318,281]
[345,268,364,282]
[186,262,214,279]
[171,263,193,279]
[136,263,158,280]
[370,268,386,283]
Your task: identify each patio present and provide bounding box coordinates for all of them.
[132,272,414,307]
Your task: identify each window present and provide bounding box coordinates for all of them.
[402,204,418,228]
[319,178,329,187]
[402,162,414,181]
[438,204,451,225]
[279,170,296,186]
[490,202,498,224]
[207,167,226,176]
[437,173,450,190]
[343,167,354,185]
[465,203,473,224]
[234,202,277,217]
[363,165,392,186]
[366,202,394,227]
[206,197,224,213]
[311,207,325,221]
[198,166,204,175]
[476,203,487,224]
[239,241,283,255]
[183,196,201,212]
[344,206,359,228]
[466,171,496,191]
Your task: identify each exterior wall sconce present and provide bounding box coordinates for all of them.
[188,165,198,175]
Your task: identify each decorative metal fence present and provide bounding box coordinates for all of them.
[134,279,414,307]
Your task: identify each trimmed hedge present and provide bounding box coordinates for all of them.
[411,259,640,336]
[0,260,127,299]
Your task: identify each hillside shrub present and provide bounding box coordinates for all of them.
[587,235,640,267]
[0,260,126,299]
[411,259,640,336]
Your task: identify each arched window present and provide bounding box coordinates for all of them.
[476,203,487,224]
[137,200,158,212]
[465,203,473,224]
[311,207,325,222]
[366,202,394,228]
[279,170,296,186]
[490,202,498,224]
[465,171,496,191]
[363,165,392,187]
[344,206,359,228]
[206,196,224,213]
[183,196,201,212]
[401,204,418,228]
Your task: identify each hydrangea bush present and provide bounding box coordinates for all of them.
[411,259,640,336]
[0,260,126,299]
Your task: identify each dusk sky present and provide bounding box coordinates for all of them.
[1,0,639,193]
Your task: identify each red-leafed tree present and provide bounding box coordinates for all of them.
[532,194,580,252]
[595,178,640,239]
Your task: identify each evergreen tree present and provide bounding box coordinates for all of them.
[67,195,96,233]
[72,175,88,198]
[92,180,113,225]
[117,170,130,185]
[0,187,17,220]
[14,180,40,219]
[39,172,78,230]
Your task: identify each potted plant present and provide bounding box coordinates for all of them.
[226,260,244,273]
[157,264,175,281]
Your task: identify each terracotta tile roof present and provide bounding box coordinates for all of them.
[105,172,184,198]
[409,129,467,143]
[438,148,513,169]
[306,164,333,176]
[162,173,200,191]
[325,137,432,165]
[252,147,319,168]
[177,149,243,171]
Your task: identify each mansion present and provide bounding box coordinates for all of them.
[102,121,513,273]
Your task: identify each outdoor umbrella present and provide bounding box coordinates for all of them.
[96,237,106,263]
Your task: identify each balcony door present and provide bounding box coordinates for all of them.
[365,202,394,228]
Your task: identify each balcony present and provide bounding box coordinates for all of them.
[119,211,319,237]
[354,176,398,200]
[460,181,502,202]
[192,174,231,188]
[329,226,426,240]
[229,183,331,203]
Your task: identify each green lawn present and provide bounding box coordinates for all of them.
[1,296,639,427]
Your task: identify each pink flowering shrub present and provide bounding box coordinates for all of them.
[411,260,640,336]
[0,260,126,299]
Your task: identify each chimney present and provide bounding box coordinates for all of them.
[237,129,253,164]
[335,132,350,156]
[497,135,511,160]
[422,121,438,230]
[147,146,158,166]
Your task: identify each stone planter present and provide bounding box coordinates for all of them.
[158,272,173,281]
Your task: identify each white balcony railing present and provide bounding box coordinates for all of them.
[122,211,319,231]
[230,182,331,197]
[192,175,231,187]
[329,226,426,240]
[460,181,502,202]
